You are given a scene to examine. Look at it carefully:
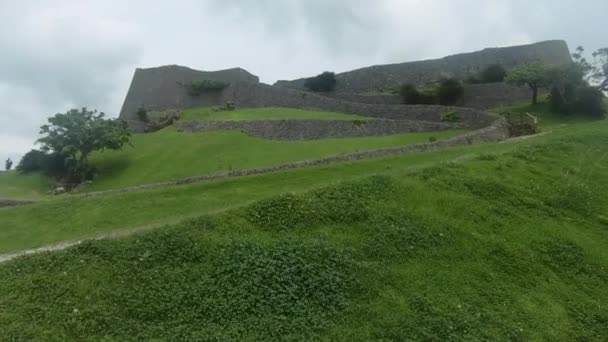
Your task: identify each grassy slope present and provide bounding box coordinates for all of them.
[1,120,607,340]
[87,128,464,191]
[0,171,50,200]
[180,107,370,121]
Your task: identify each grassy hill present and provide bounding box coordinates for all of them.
[1,113,607,340]
[0,107,464,197]
[1,101,607,340]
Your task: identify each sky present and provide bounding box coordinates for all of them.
[0,0,606,164]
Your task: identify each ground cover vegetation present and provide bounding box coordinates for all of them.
[1,115,607,340]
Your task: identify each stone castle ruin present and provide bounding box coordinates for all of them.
[119,40,571,138]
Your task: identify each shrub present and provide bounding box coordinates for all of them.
[550,84,605,118]
[224,101,236,111]
[17,150,48,173]
[4,158,12,171]
[428,136,437,143]
[441,111,460,123]
[304,72,337,92]
[436,78,464,105]
[136,107,148,122]
[185,80,229,96]
[480,64,507,83]
[400,84,436,105]
[574,86,605,117]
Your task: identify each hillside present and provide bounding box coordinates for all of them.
[1,106,607,340]
[0,107,465,197]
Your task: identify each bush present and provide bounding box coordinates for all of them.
[480,64,507,83]
[17,149,73,179]
[550,84,605,118]
[185,80,229,96]
[574,86,605,117]
[400,84,436,105]
[16,150,48,173]
[4,158,12,171]
[136,107,148,122]
[436,78,464,105]
[441,111,460,123]
[304,72,337,92]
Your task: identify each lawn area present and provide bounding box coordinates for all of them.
[87,127,465,191]
[181,107,371,121]
[0,171,50,200]
[1,117,607,340]
[493,99,604,128]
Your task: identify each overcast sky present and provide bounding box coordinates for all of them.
[1,0,606,163]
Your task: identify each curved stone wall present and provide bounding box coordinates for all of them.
[177,119,463,140]
[275,40,571,93]
[219,82,496,128]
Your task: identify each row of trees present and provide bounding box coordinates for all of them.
[17,108,131,186]
[507,46,607,116]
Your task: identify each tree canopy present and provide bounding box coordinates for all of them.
[506,62,548,104]
[37,108,131,183]
[304,72,337,92]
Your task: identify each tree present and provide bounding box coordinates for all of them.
[37,108,131,183]
[573,46,608,92]
[506,62,548,105]
[436,78,465,105]
[304,72,337,92]
[480,64,507,83]
[4,158,12,171]
[399,84,436,104]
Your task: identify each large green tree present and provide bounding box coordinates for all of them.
[506,62,548,105]
[572,46,608,90]
[37,108,131,183]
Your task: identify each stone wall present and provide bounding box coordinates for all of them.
[119,65,259,122]
[275,40,571,93]
[461,83,533,109]
[323,83,533,109]
[77,117,509,198]
[177,119,462,140]
[219,82,496,128]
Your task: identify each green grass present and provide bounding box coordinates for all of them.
[1,122,607,340]
[0,171,50,200]
[181,107,371,121]
[87,128,464,191]
[492,99,602,128]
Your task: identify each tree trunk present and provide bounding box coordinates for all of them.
[529,83,539,105]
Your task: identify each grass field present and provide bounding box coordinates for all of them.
[181,107,371,121]
[1,115,607,340]
[85,127,465,191]
[0,171,50,200]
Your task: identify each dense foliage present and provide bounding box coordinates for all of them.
[436,78,465,105]
[304,71,337,92]
[400,84,436,104]
[185,80,229,96]
[506,61,548,104]
[400,78,464,105]
[4,158,12,171]
[16,149,68,178]
[545,46,606,117]
[467,64,507,83]
[37,108,131,183]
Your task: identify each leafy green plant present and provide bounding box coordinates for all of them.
[441,111,460,122]
[436,78,465,105]
[184,80,229,96]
